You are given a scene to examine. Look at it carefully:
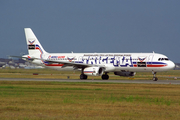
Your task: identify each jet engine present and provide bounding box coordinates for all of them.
[114,72,136,77]
[84,67,104,76]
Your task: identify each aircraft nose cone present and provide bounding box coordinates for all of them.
[169,61,175,70]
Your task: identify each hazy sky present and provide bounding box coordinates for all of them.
[1,0,180,62]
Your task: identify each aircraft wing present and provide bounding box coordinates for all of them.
[43,59,105,69]
[10,56,105,69]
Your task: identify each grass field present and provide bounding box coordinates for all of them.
[0,81,180,120]
[0,69,180,119]
[0,68,180,80]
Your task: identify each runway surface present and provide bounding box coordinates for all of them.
[0,78,180,84]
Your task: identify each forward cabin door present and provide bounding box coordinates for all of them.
[148,54,154,67]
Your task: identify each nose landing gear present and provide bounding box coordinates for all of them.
[152,71,158,81]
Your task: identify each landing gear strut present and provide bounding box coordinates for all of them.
[101,73,109,80]
[80,68,87,80]
[152,71,158,81]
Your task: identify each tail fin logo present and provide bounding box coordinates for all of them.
[28,40,35,45]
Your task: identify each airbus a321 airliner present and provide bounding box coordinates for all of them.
[20,28,175,81]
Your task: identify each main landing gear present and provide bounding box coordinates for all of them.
[152,71,158,81]
[80,68,109,80]
[101,73,109,80]
[80,73,109,80]
[80,74,87,80]
[80,68,87,80]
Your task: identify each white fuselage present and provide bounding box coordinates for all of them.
[31,52,175,72]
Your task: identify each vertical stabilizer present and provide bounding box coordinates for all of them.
[24,28,47,57]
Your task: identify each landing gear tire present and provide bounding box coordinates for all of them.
[101,74,109,80]
[153,77,158,81]
[80,74,87,80]
[152,71,158,81]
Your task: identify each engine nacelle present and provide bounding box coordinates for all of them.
[84,67,104,76]
[114,72,136,77]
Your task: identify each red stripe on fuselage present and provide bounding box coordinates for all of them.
[133,64,167,67]
[45,64,64,66]
[147,65,167,67]
[133,64,137,67]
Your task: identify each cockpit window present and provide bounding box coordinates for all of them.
[158,58,169,61]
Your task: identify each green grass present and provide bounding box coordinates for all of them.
[0,81,180,119]
[0,68,180,80]
[0,69,180,119]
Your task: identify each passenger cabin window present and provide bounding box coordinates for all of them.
[158,58,169,61]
